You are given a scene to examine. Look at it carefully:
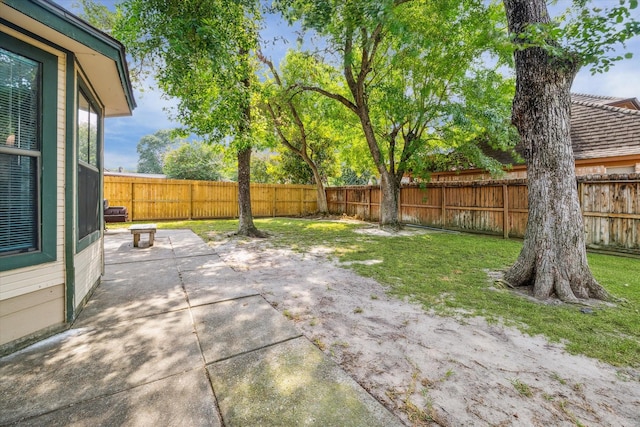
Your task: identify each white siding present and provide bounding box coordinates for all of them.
[74,238,103,306]
[0,266,64,300]
[0,285,64,346]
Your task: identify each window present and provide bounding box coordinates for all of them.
[77,87,101,242]
[0,33,57,271]
[0,48,40,256]
[78,90,98,166]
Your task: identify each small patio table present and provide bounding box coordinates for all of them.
[129,224,157,247]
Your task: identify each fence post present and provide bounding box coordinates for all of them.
[130,182,135,221]
[441,184,446,229]
[272,186,276,217]
[503,184,509,239]
[300,187,303,215]
[189,182,193,220]
[398,186,402,222]
[344,188,348,215]
[368,187,372,221]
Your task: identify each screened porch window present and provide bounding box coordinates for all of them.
[77,88,100,241]
[0,48,40,256]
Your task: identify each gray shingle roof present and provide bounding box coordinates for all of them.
[492,94,640,164]
[570,94,640,160]
[570,93,626,104]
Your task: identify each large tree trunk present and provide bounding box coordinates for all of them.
[236,146,263,237]
[378,170,400,229]
[503,0,608,302]
[235,61,263,238]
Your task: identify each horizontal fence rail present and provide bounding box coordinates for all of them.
[104,175,317,221]
[326,174,640,254]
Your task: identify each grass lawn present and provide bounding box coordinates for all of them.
[122,217,640,368]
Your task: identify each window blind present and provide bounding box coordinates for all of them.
[0,48,40,255]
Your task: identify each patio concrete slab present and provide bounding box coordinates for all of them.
[181,268,258,307]
[169,230,216,257]
[192,295,301,363]
[185,283,259,308]
[75,259,187,327]
[12,369,220,427]
[208,337,402,427]
[0,309,202,425]
[174,253,227,273]
[102,257,181,283]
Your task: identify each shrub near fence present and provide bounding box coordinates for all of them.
[326,174,640,254]
[104,175,317,221]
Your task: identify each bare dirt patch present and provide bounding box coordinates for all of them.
[210,232,640,426]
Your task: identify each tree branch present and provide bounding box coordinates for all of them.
[299,85,358,114]
[265,102,303,157]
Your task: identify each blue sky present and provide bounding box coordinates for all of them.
[54,0,640,171]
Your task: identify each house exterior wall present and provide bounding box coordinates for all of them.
[0,286,64,346]
[0,26,67,348]
[1,0,134,354]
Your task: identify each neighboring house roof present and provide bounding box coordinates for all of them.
[570,94,640,160]
[489,93,640,166]
[571,93,640,110]
[105,171,168,179]
[1,0,136,116]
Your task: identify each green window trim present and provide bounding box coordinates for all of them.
[0,32,57,272]
[77,228,100,253]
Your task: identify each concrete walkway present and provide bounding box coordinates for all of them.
[0,229,402,426]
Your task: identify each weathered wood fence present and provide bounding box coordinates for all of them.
[326,174,640,254]
[105,174,640,253]
[104,175,317,221]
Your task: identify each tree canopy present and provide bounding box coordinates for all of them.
[136,129,177,174]
[115,0,265,235]
[163,141,225,181]
[259,50,361,211]
[275,0,516,226]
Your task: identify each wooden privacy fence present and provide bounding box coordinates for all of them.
[326,174,640,254]
[104,175,317,221]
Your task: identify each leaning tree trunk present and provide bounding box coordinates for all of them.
[503,0,608,302]
[354,103,400,228]
[308,161,328,214]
